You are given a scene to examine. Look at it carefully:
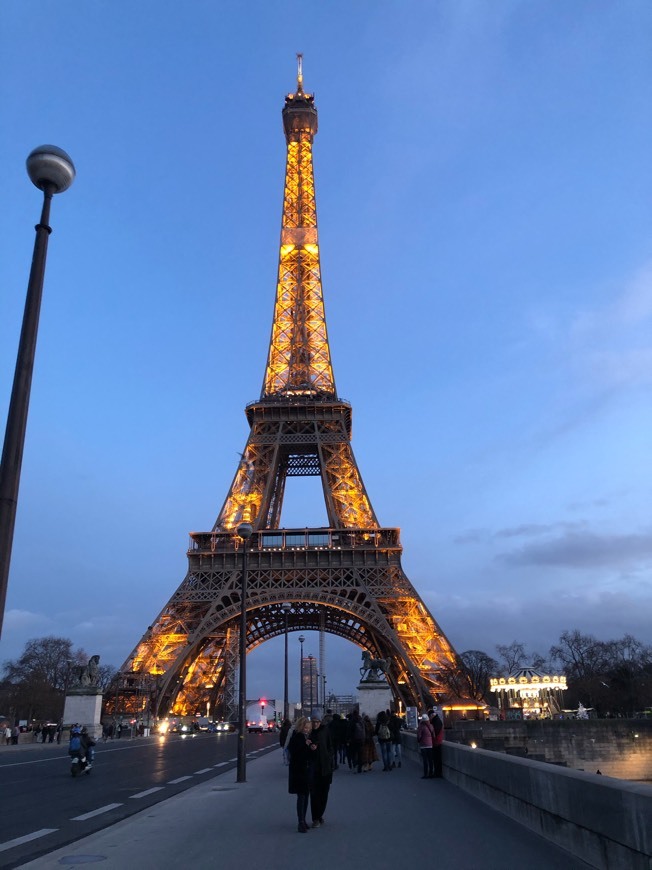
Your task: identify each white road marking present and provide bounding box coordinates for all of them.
[194,767,213,774]
[215,761,229,767]
[0,829,57,853]
[72,804,123,821]
[168,775,192,784]
[129,787,164,799]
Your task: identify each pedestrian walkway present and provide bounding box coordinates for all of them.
[19,749,590,869]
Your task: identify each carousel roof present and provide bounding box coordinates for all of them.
[489,665,567,692]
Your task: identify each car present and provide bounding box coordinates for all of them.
[211,721,235,733]
[247,720,266,733]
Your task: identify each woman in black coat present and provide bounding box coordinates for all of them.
[288,717,317,832]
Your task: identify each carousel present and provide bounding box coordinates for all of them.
[490,667,567,719]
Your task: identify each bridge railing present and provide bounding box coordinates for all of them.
[401,731,652,868]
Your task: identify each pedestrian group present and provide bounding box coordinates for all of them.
[283,704,443,833]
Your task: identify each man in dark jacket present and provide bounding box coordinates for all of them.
[309,710,333,828]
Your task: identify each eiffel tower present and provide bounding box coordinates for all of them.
[116,58,459,719]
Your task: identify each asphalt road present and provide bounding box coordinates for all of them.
[0,730,278,868]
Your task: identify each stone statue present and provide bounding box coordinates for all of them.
[360,650,391,681]
[69,655,101,691]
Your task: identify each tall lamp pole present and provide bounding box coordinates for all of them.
[308,654,314,713]
[281,602,291,721]
[298,634,305,715]
[0,146,75,636]
[236,522,253,783]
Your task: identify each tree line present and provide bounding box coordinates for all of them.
[441,631,652,716]
[2,630,651,723]
[0,637,116,724]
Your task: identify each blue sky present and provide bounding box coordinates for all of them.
[1,1,650,701]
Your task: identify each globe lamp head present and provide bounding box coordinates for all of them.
[26,145,75,194]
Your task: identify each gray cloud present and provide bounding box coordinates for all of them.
[497,529,652,570]
[493,521,586,540]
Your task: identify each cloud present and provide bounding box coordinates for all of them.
[497,529,652,570]
[455,521,587,545]
[571,260,652,389]
[3,609,54,633]
[430,586,652,657]
[493,521,586,540]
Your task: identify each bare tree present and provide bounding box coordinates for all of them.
[549,629,652,715]
[440,650,497,703]
[495,641,527,674]
[2,637,115,722]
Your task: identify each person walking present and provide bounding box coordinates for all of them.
[309,710,333,827]
[417,714,435,778]
[331,713,347,766]
[375,711,393,771]
[389,710,403,768]
[279,718,292,765]
[347,711,364,773]
[288,717,317,833]
[360,714,378,772]
[429,708,444,778]
[4,724,11,745]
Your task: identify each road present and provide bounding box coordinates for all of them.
[0,730,278,868]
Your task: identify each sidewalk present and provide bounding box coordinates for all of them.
[19,749,590,869]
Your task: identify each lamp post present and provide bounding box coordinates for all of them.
[58,658,73,743]
[281,602,291,721]
[0,146,75,637]
[298,634,305,715]
[308,654,314,713]
[236,521,253,784]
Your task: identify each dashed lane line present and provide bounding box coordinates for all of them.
[215,761,229,767]
[194,768,213,774]
[130,787,165,799]
[72,804,123,822]
[0,829,58,853]
[168,775,192,784]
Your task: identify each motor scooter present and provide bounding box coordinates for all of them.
[70,749,93,776]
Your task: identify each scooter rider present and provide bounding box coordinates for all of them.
[80,727,96,768]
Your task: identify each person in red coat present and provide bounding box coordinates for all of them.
[417,714,435,778]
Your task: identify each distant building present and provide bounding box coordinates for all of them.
[300,657,319,713]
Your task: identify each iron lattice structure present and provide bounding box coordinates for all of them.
[114,60,459,719]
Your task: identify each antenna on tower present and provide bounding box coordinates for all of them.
[296,52,304,93]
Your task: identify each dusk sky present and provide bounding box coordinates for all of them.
[1,1,650,703]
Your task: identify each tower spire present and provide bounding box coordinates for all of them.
[296,52,304,94]
[263,58,334,399]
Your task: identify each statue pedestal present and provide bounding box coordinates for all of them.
[63,692,103,739]
[357,680,392,720]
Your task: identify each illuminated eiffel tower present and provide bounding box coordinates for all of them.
[116,58,459,719]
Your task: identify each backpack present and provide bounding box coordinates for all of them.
[69,730,81,752]
[353,720,364,741]
[378,723,391,740]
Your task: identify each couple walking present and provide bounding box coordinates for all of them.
[288,711,333,833]
[417,708,443,778]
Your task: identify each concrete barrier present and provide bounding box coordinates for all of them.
[403,732,652,869]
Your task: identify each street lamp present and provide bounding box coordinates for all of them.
[236,521,253,784]
[0,146,75,637]
[298,635,305,714]
[308,654,314,712]
[58,658,74,743]
[281,602,291,720]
